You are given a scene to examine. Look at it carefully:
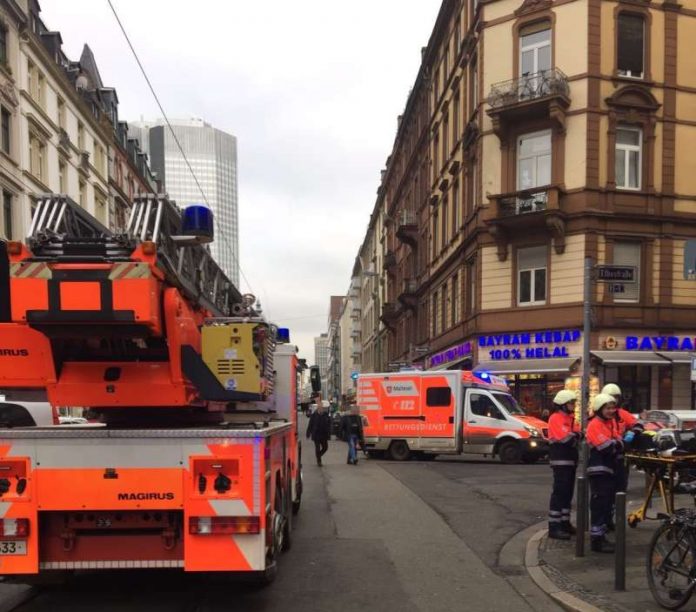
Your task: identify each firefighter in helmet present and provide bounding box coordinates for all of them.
[547,389,580,540]
[601,383,644,530]
[587,393,623,553]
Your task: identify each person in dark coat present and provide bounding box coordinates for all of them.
[306,402,331,466]
[340,407,365,465]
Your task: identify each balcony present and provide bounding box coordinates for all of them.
[383,249,397,274]
[380,302,400,326]
[487,69,570,137]
[398,278,418,310]
[350,328,361,340]
[350,307,361,320]
[395,209,418,248]
[486,186,566,261]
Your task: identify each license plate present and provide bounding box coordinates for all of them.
[0,540,26,555]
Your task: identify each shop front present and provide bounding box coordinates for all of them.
[594,333,696,413]
[474,329,584,420]
[425,341,473,371]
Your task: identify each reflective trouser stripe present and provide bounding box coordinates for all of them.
[549,460,576,466]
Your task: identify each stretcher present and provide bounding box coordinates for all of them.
[625,452,696,527]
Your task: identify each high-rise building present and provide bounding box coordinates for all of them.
[314,333,329,393]
[130,118,239,286]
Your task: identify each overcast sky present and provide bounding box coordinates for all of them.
[41,0,442,361]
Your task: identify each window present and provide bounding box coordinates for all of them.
[615,126,641,190]
[57,97,66,130]
[617,13,644,78]
[78,180,86,207]
[433,130,439,175]
[442,280,449,328]
[426,387,452,407]
[453,90,460,145]
[2,190,11,239]
[468,258,476,314]
[58,159,66,193]
[431,293,437,336]
[441,192,449,246]
[613,242,641,303]
[95,190,107,225]
[518,130,551,192]
[29,133,45,181]
[77,122,84,150]
[37,72,45,108]
[432,208,439,261]
[443,46,449,83]
[442,108,449,163]
[470,55,478,114]
[469,393,505,420]
[1,107,9,155]
[452,272,459,324]
[518,246,547,306]
[0,25,7,65]
[27,60,35,97]
[520,24,551,78]
[453,180,460,229]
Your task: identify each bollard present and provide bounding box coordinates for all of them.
[576,476,587,557]
[615,492,627,591]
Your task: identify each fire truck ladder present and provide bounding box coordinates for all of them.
[27,194,243,317]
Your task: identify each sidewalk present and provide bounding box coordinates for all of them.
[526,492,696,611]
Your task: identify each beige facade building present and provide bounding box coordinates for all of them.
[356,0,696,416]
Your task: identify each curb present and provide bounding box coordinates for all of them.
[525,529,604,612]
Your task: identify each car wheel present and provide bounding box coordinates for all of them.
[498,441,523,464]
[388,440,411,461]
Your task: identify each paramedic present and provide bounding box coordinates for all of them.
[547,390,580,540]
[587,393,622,553]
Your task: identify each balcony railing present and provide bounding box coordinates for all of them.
[396,209,418,247]
[488,69,569,110]
[499,189,549,217]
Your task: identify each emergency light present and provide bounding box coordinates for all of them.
[181,204,214,243]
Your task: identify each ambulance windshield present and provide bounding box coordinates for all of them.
[492,392,526,416]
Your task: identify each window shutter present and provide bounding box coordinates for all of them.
[518,245,547,270]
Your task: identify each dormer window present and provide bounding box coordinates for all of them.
[617,13,644,79]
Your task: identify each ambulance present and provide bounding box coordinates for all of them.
[358,370,548,463]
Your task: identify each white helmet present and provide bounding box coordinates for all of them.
[601,383,622,398]
[593,393,617,414]
[553,390,577,406]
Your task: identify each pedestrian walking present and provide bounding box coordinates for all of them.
[340,407,365,465]
[587,393,623,553]
[547,390,580,540]
[306,401,331,466]
[601,383,644,530]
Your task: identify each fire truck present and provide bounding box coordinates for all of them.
[0,195,302,582]
[358,370,548,463]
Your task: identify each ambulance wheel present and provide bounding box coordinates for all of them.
[388,440,411,461]
[498,441,523,464]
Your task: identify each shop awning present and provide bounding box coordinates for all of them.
[657,352,696,364]
[474,358,579,375]
[591,351,669,366]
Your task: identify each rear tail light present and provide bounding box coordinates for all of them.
[0,518,29,537]
[189,516,260,535]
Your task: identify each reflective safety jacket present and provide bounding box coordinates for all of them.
[548,410,579,466]
[616,408,642,436]
[587,415,622,476]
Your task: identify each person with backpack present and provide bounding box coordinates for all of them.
[340,407,365,465]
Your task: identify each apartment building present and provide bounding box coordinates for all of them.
[361,0,696,415]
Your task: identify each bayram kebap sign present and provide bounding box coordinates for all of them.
[479,329,581,361]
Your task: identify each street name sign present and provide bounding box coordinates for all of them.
[596,265,636,283]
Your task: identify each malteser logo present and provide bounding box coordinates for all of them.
[117,492,175,501]
[0,349,29,357]
[381,381,418,396]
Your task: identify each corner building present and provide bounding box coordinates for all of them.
[376,0,696,416]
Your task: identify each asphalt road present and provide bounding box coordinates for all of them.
[0,434,563,612]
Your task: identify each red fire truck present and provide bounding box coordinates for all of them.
[0,195,302,582]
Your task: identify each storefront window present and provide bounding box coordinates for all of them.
[613,365,650,413]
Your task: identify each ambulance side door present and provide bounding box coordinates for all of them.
[462,389,508,454]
